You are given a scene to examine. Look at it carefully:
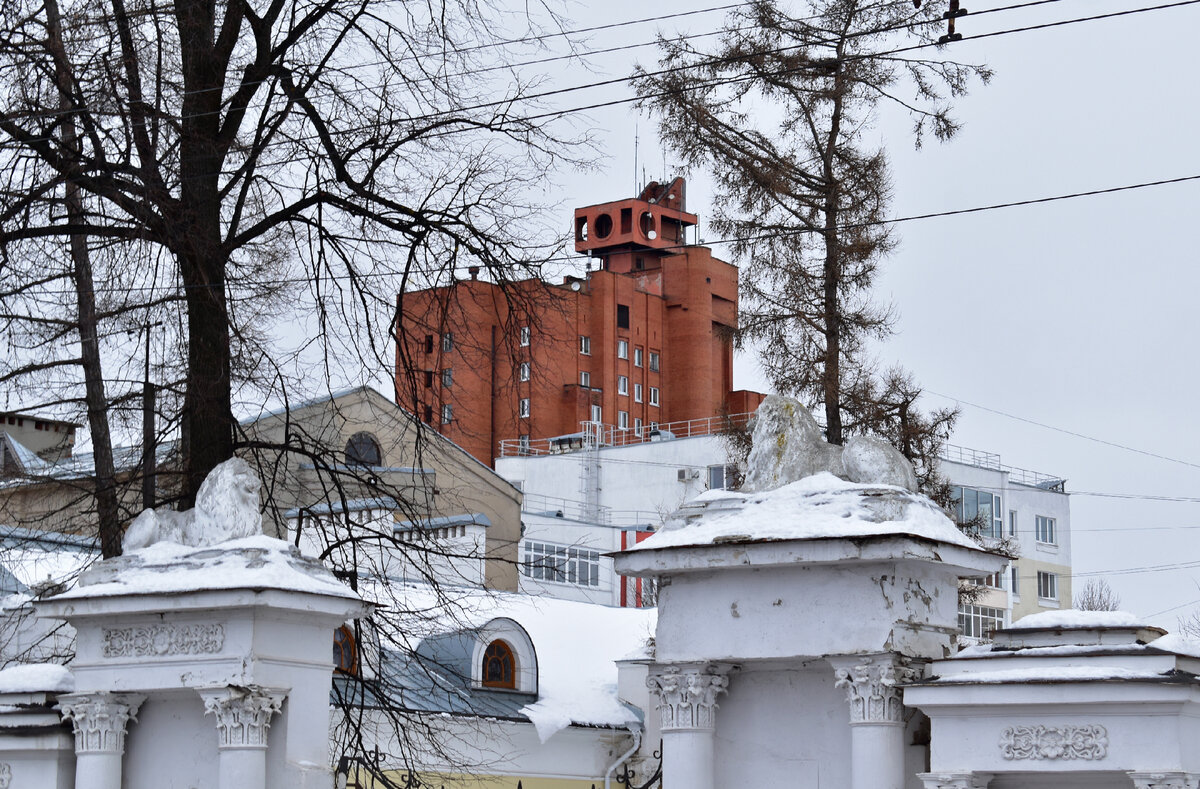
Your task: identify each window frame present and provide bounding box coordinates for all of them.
[580,371,591,388]
[617,340,629,360]
[441,332,453,353]
[633,383,643,403]
[1037,571,1059,600]
[519,398,531,418]
[334,625,359,675]
[519,362,530,382]
[617,375,629,395]
[519,326,530,347]
[441,403,453,424]
[579,335,592,355]
[649,387,659,407]
[1035,515,1057,545]
[441,368,453,387]
[648,351,660,372]
[618,410,629,429]
[634,347,644,367]
[481,640,517,689]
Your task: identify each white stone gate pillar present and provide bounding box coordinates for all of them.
[917,772,994,788]
[831,654,918,789]
[646,664,729,789]
[200,685,286,789]
[58,692,144,789]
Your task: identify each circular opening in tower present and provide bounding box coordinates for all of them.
[593,213,614,239]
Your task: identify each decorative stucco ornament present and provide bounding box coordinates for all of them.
[122,457,264,551]
[742,395,918,493]
[999,724,1109,760]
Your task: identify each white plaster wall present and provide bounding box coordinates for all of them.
[125,693,219,789]
[654,560,961,663]
[498,435,730,524]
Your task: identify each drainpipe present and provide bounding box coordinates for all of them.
[605,724,643,789]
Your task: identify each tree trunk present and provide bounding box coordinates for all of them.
[820,55,848,446]
[46,0,123,557]
[175,0,235,507]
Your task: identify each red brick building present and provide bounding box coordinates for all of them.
[396,179,765,466]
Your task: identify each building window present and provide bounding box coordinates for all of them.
[1011,565,1020,598]
[617,304,630,329]
[522,540,601,587]
[649,351,660,372]
[519,362,530,382]
[707,464,737,490]
[441,368,453,387]
[519,326,530,346]
[975,571,1004,589]
[1035,515,1057,545]
[958,604,1005,640]
[423,370,433,387]
[1037,571,1059,600]
[949,487,1003,539]
[649,387,659,407]
[345,432,382,467]
[634,347,644,367]
[1009,510,1018,537]
[634,383,643,403]
[590,404,602,422]
[580,371,590,388]
[424,335,434,354]
[518,434,530,453]
[519,398,531,418]
[634,417,642,435]
[442,332,453,352]
[580,335,591,355]
[618,376,629,395]
[481,640,516,689]
[618,411,629,429]
[423,405,433,424]
[334,625,358,675]
[617,340,629,359]
[441,404,453,424]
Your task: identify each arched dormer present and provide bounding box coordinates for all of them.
[471,617,537,695]
[344,432,382,467]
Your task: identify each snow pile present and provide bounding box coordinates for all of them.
[0,662,74,694]
[1142,633,1200,660]
[1010,610,1148,630]
[55,535,359,600]
[632,472,977,552]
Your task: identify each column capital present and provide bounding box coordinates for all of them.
[917,772,993,789]
[830,654,919,725]
[1128,773,1200,789]
[58,692,145,755]
[198,685,286,750]
[645,664,731,732]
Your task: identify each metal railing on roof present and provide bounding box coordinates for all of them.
[940,442,1066,491]
[498,412,753,458]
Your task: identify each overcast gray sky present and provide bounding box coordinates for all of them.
[527,0,1200,626]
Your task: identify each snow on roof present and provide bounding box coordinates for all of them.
[1010,610,1148,630]
[386,584,655,741]
[630,473,978,552]
[0,663,73,694]
[929,665,1172,685]
[51,535,360,601]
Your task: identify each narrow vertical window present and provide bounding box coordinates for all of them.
[441,404,453,423]
[424,335,434,354]
[617,340,629,359]
[649,387,659,406]
[634,384,643,403]
[618,376,629,395]
[579,336,591,355]
[648,351,660,372]
[519,398,531,418]
[616,304,630,329]
[618,411,629,429]
[442,332,454,352]
[519,326,530,347]
[634,347,644,367]
[441,369,453,387]
[519,362,530,382]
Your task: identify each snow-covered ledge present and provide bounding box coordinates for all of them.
[0,663,76,789]
[34,459,370,789]
[613,397,1009,789]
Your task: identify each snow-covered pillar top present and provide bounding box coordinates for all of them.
[646,664,730,789]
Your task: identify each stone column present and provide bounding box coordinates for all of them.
[199,685,286,789]
[646,664,730,789]
[831,654,919,789]
[58,692,145,789]
[1128,773,1200,789]
[917,772,994,789]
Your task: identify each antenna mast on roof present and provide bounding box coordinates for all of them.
[633,123,639,195]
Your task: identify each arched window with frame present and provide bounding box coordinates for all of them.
[481,640,516,689]
[344,432,382,467]
[334,625,358,675]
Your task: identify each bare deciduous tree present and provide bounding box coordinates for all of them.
[1075,578,1121,612]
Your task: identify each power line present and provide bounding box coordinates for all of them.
[926,389,1200,472]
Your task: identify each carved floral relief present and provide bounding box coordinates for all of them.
[102,623,224,658]
[999,724,1108,760]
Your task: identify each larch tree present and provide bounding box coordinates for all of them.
[635,0,990,487]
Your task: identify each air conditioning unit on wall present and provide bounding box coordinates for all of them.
[677,468,700,482]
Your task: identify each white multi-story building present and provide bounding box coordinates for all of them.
[498,417,1074,634]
